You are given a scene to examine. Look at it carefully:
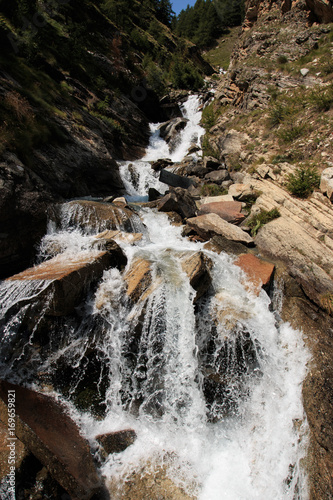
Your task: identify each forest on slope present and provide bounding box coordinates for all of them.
[173,0,245,48]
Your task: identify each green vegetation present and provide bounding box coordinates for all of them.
[286,166,320,198]
[203,26,240,69]
[247,208,280,236]
[173,0,244,49]
[200,183,227,196]
[201,135,220,158]
[201,102,221,130]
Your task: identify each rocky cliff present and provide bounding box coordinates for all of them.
[203,0,333,497]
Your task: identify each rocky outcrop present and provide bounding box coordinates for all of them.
[198,201,245,224]
[187,213,254,246]
[0,380,105,500]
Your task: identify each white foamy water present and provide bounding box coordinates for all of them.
[119,94,205,197]
[0,95,310,499]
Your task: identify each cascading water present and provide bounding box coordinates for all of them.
[0,94,310,499]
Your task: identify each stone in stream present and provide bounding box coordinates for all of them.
[123,251,212,305]
[234,253,275,294]
[150,158,173,172]
[186,213,254,246]
[158,117,188,151]
[198,201,245,224]
[159,168,195,189]
[96,429,137,456]
[157,187,197,220]
[0,380,107,500]
[6,251,114,316]
[56,200,137,233]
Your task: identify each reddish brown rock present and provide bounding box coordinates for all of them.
[234,253,275,294]
[198,201,245,224]
[6,251,112,316]
[0,380,105,500]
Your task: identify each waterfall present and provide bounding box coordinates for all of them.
[0,94,310,499]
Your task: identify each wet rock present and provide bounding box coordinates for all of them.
[96,429,137,456]
[157,187,197,220]
[159,169,195,189]
[108,461,195,500]
[148,187,163,201]
[0,381,105,500]
[124,258,159,303]
[178,251,213,302]
[58,200,137,233]
[188,143,201,154]
[234,253,275,294]
[187,213,254,246]
[158,117,188,151]
[204,170,230,184]
[320,167,333,201]
[150,159,173,172]
[95,229,143,246]
[198,201,245,224]
[6,251,113,316]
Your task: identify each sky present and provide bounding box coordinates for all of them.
[171,0,196,16]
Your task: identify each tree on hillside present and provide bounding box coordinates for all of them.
[174,0,244,48]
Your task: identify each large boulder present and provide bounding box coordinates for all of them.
[178,251,213,302]
[204,170,230,184]
[6,251,113,316]
[198,201,245,224]
[157,187,197,220]
[55,200,138,233]
[159,169,195,189]
[187,213,254,246]
[234,253,275,294]
[0,381,106,500]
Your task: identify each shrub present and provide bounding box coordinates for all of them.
[286,165,320,198]
[277,123,306,143]
[277,54,288,64]
[200,184,227,197]
[308,84,333,112]
[201,134,220,159]
[247,208,280,236]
